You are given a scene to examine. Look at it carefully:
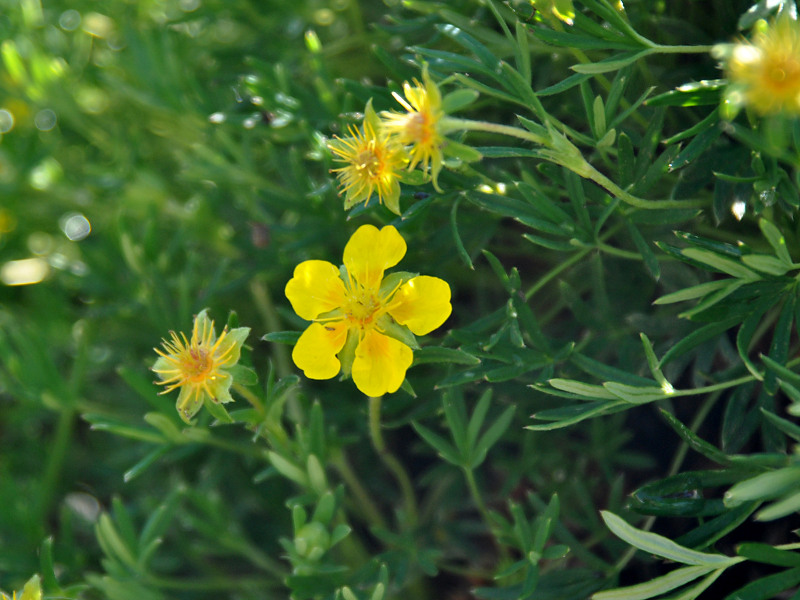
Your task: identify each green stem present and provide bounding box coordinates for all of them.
[525,248,592,301]
[332,450,389,531]
[444,117,548,145]
[37,406,75,530]
[233,382,263,412]
[368,396,418,527]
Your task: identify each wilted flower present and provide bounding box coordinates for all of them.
[328,100,407,215]
[285,224,452,397]
[723,14,800,116]
[382,64,447,191]
[153,309,250,423]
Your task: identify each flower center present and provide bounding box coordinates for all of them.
[343,285,382,328]
[183,347,213,381]
[406,112,431,145]
[356,146,381,180]
[765,55,800,91]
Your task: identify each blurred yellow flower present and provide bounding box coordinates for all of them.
[1,575,41,600]
[153,309,250,423]
[329,100,406,215]
[382,64,446,190]
[285,224,452,397]
[725,15,800,116]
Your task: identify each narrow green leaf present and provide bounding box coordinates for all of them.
[571,50,651,74]
[412,421,461,466]
[664,568,726,600]
[441,89,480,114]
[737,543,800,567]
[756,490,800,521]
[600,511,740,567]
[725,466,800,506]
[659,317,740,367]
[592,565,715,600]
[528,400,629,430]
[548,379,617,399]
[764,294,795,395]
[759,218,792,265]
[466,389,493,450]
[625,220,660,280]
[603,382,669,404]
[412,346,481,366]
[640,333,669,388]
[681,248,759,280]
[659,409,732,466]
[721,566,800,600]
[741,254,792,276]
[262,331,302,344]
[668,125,722,171]
[472,405,515,468]
[450,197,475,270]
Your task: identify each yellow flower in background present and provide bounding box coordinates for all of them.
[328,100,407,215]
[285,224,452,397]
[1,575,41,600]
[382,64,446,191]
[153,309,250,423]
[724,14,800,116]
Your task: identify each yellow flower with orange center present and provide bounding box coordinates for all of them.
[285,224,452,397]
[328,100,407,215]
[382,64,446,191]
[725,15,800,116]
[153,309,250,423]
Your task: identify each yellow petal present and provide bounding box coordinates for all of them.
[351,329,413,397]
[388,275,452,336]
[343,225,406,290]
[292,321,348,380]
[285,260,346,321]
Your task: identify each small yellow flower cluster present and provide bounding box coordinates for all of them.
[328,65,447,215]
[722,14,800,117]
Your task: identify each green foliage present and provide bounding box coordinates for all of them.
[5,0,800,599]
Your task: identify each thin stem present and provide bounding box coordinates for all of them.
[332,449,389,531]
[525,248,592,301]
[234,382,264,412]
[368,396,418,527]
[444,117,548,145]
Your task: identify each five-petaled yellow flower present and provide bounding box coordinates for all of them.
[382,64,446,191]
[328,100,407,215]
[2,575,41,600]
[285,224,452,397]
[724,14,800,116]
[153,309,250,423]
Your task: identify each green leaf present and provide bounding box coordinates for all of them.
[724,466,800,506]
[626,220,660,280]
[548,378,617,400]
[756,490,800,521]
[668,125,722,171]
[592,565,716,600]
[471,405,515,468]
[659,317,740,367]
[659,409,732,466]
[571,50,651,74]
[681,248,759,280]
[653,278,731,305]
[721,566,800,600]
[740,254,792,276]
[528,399,629,430]
[412,421,461,466]
[737,543,800,567]
[759,218,793,265]
[441,88,480,113]
[647,81,725,107]
[412,346,481,366]
[603,381,670,404]
[600,511,741,567]
[262,331,302,344]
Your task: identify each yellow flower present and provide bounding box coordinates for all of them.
[2,575,41,600]
[153,309,250,423]
[724,15,800,116]
[382,64,446,191]
[329,100,407,215]
[285,224,452,397]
